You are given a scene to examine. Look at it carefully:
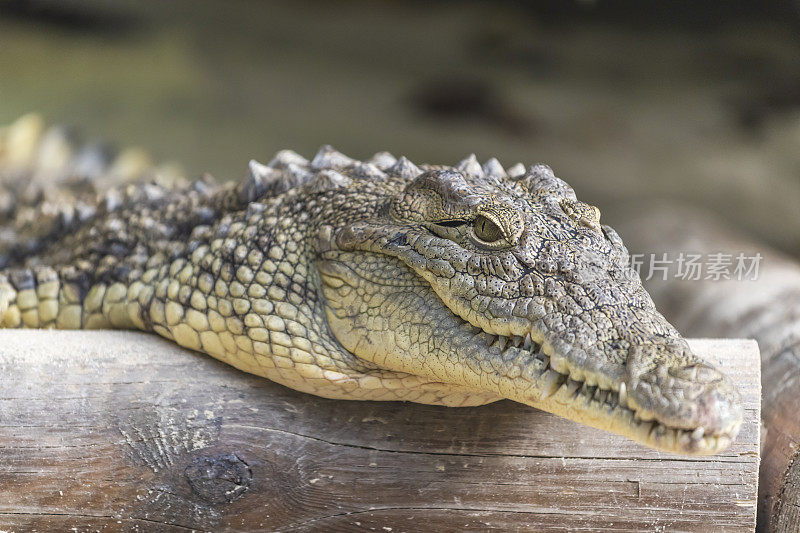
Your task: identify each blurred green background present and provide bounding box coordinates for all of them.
[2,0,800,251]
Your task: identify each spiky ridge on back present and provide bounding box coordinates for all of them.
[244,144,580,207]
[0,111,591,280]
[1,123,594,277]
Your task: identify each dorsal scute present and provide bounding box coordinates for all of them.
[311,145,355,170]
[310,169,352,192]
[506,163,526,179]
[190,173,216,196]
[349,162,386,181]
[284,162,314,185]
[482,158,506,179]
[34,126,76,176]
[242,147,399,199]
[239,157,319,203]
[387,156,422,180]
[70,143,115,182]
[456,154,483,178]
[368,151,397,170]
[267,149,308,169]
[239,159,281,203]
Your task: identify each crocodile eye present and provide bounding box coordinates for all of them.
[472,215,502,243]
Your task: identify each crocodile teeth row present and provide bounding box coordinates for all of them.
[488,333,619,403]
[485,331,734,451]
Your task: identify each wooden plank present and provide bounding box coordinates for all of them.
[0,331,759,532]
[612,201,800,533]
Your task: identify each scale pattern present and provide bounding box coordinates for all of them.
[0,115,742,454]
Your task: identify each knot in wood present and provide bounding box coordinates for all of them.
[184,453,252,504]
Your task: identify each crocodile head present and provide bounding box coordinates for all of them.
[318,157,742,455]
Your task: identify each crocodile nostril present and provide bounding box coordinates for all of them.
[694,382,744,434]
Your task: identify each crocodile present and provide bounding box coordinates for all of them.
[0,114,742,455]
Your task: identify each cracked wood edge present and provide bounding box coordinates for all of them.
[0,330,759,532]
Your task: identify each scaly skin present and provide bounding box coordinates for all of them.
[0,115,742,454]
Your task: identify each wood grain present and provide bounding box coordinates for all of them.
[613,201,800,533]
[0,331,759,532]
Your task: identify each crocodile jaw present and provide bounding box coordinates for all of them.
[319,253,742,456]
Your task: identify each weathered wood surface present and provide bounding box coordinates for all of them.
[0,331,759,532]
[613,202,800,533]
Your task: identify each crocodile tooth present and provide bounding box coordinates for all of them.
[691,426,705,440]
[482,158,506,178]
[540,358,550,374]
[267,149,308,168]
[389,156,421,179]
[597,388,609,404]
[523,333,532,351]
[367,151,397,170]
[540,369,566,397]
[494,336,507,351]
[638,410,654,422]
[562,378,581,397]
[618,382,627,406]
[512,335,523,348]
[311,145,354,170]
[456,154,483,177]
[506,162,526,179]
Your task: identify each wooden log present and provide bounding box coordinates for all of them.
[0,330,759,532]
[612,202,800,533]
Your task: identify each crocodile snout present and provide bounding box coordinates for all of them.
[626,343,743,438]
